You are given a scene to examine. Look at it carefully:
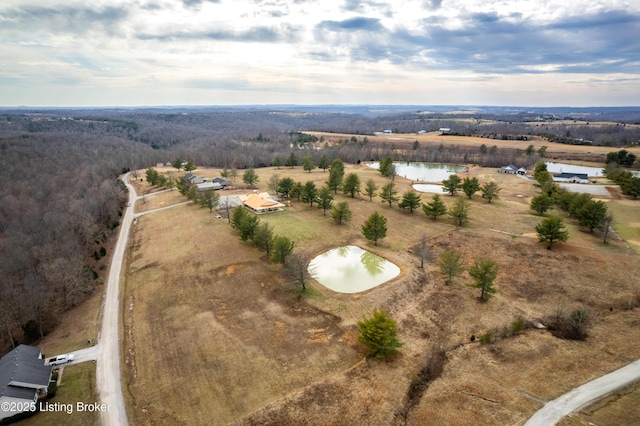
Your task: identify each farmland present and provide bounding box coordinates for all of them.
[121,158,640,425]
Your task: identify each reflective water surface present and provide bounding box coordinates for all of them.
[367,162,466,182]
[308,245,400,294]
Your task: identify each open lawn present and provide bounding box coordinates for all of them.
[121,160,640,425]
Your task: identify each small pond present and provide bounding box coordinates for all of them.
[545,162,605,177]
[367,162,467,182]
[412,184,447,193]
[308,245,400,294]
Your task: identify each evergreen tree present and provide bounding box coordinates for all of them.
[327,159,345,193]
[364,178,379,202]
[253,222,274,257]
[422,193,447,220]
[530,194,554,215]
[361,211,387,246]
[442,175,462,196]
[461,177,480,199]
[272,155,282,169]
[272,235,294,265]
[342,173,361,198]
[449,198,470,226]
[398,190,421,213]
[316,186,333,215]
[172,157,183,171]
[379,181,399,207]
[438,249,464,285]
[379,156,394,177]
[480,181,501,203]
[357,308,403,360]
[290,181,303,200]
[318,154,330,171]
[577,200,608,233]
[536,216,569,250]
[285,152,298,168]
[331,201,352,225]
[277,177,295,198]
[302,155,316,173]
[198,190,220,213]
[242,168,259,187]
[467,259,499,301]
[301,181,318,207]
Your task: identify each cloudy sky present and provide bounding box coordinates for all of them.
[1,0,639,107]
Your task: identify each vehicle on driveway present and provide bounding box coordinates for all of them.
[49,353,74,366]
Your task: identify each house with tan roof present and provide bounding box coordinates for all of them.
[239,192,285,214]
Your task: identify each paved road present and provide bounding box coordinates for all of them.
[525,358,640,425]
[94,173,135,426]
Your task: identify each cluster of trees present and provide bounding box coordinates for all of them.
[437,249,499,301]
[605,165,640,199]
[606,149,638,167]
[441,175,501,203]
[0,131,154,351]
[529,162,615,247]
[146,168,174,189]
[229,207,294,265]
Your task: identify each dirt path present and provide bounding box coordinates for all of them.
[525,358,640,425]
[95,173,135,426]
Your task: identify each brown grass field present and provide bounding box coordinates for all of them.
[118,158,640,425]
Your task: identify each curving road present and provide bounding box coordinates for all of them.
[525,358,640,425]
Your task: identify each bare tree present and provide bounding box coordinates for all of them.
[416,234,428,269]
[285,251,310,291]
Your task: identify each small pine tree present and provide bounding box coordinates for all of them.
[422,194,447,220]
[331,201,352,225]
[438,249,464,285]
[536,216,569,250]
[467,258,499,301]
[357,308,403,360]
[398,190,422,213]
[361,211,387,246]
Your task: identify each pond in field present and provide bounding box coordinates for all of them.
[545,162,605,177]
[367,162,467,182]
[308,245,400,294]
[412,184,447,194]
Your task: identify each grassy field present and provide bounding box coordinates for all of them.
[119,159,640,425]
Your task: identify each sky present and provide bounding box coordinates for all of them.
[1,0,639,107]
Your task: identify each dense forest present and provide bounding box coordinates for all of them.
[1,106,638,353]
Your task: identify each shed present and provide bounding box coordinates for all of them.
[552,173,589,184]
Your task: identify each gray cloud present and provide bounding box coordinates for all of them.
[318,17,383,32]
[311,9,640,74]
[137,24,302,43]
[0,5,130,35]
[182,0,221,8]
